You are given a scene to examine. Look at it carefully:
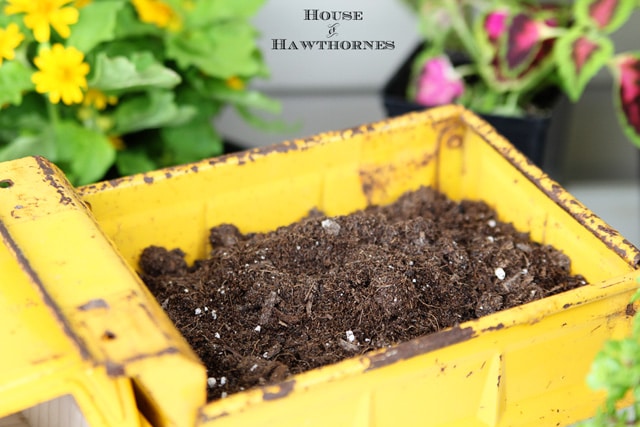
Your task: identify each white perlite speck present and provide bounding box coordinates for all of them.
[495,267,506,280]
[214,332,221,339]
[195,308,202,315]
[207,377,217,388]
[254,325,261,333]
[211,310,217,320]
[250,364,258,372]
[346,330,355,343]
[220,376,227,386]
[488,219,497,228]
[321,218,341,236]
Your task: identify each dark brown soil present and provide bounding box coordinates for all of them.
[139,186,586,401]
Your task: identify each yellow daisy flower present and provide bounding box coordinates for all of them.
[4,0,79,43]
[132,0,181,31]
[225,76,245,91]
[32,43,89,105]
[0,23,24,66]
[83,88,117,110]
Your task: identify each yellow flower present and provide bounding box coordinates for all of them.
[225,76,245,91]
[132,0,181,31]
[74,0,91,8]
[0,23,24,66]
[4,0,79,42]
[32,44,89,105]
[83,88,117,110]
[108,135,125,151]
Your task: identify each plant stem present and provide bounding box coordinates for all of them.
[506,91,520,110]
[444,0,478,60]
[47,100,60,128]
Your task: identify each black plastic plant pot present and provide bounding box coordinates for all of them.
[382,44,553,171]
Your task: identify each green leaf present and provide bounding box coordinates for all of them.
[187,74,280,113]
[116,148,158,176]
[185,0,265,26]
[0,60,35,106]
[554,29,614,101]
[160,117,223,165]
[53,121,116,185]
[235,105,299,133]
[575,0,637,33]
[66,1,124,53]
[0,133,56,162]
[0,94,48,135]
[166,22,264,78]
[88,52,181,92]
[112,90,197,134]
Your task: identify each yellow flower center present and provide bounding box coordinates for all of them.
[225,76,245,91]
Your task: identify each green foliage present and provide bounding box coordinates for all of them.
[408,0,640,149]
[0,0,279,185]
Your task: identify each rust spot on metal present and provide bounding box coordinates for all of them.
[432,117,466,149]
[626,303,636,317]
[201,411,230,422]
[359,152,434,206]
[122,346,180,364]
[262,379,296,401]
[482,323,505,332]
[365,326,475,371]
[34,156,74,205]
[103,330,117,340]
[78,298,109,311]
[106,360,125,376]
[143,175,154,184]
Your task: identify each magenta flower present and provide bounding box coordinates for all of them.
[415,56,465,107]
[485,10,508,42]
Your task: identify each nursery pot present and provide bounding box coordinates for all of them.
[382,44,557,174]
[1,106,639,427]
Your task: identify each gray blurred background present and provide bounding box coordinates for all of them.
[215,0,639,246]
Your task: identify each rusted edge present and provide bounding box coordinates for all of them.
[0,219,91,360]
[481,323,505,332]
[365,325,475,371]
[199,409,230,423]
[121,346,180,365]
[459,115,640,269]
[262,379,296,401]
[34,156,74,206]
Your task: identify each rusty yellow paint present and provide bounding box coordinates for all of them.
[0,157,205,427]
[0,105,638,427]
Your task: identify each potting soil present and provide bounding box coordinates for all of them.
[139,186,585,401]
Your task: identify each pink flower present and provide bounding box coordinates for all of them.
[485,10,508,42]
[415,56,464,107]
